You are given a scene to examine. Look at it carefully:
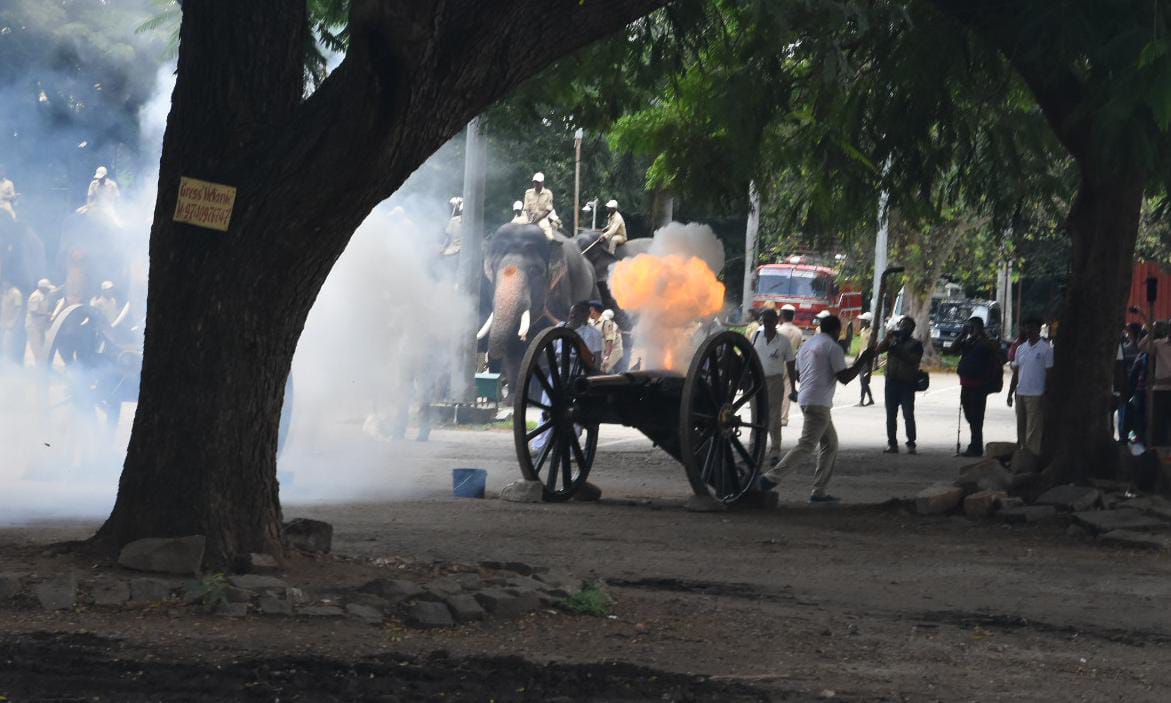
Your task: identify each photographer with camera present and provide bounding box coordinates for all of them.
[954,316,1005,457]
[877,316,924,454]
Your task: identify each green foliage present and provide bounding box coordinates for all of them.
[185,573,229,613]
[557,582,614,617]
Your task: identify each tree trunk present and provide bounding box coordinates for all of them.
[1045,174,1145,482]
[94,0,668,568]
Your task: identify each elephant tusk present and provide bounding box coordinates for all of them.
[476,313,494,340]
[518,309,531,340]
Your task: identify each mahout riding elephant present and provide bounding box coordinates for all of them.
[481,223,597,389]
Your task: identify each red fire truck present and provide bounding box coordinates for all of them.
[751,255,865,347]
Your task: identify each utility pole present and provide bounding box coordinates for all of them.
[870,158,892,321]
[573,128,583,234]
[742,181,761,318]
[450,117,486,405]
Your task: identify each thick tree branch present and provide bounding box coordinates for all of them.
[928,0,1091,161]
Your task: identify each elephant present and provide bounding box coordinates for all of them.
[480,223,597,389]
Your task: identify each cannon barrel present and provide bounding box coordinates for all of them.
[571,370,682,395]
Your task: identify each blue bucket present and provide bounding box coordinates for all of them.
[452,468,487,499]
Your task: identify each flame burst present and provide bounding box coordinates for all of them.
[610,254,725,370]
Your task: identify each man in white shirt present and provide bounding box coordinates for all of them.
[760,315,874,503]
[752,309,798,462]
[1008,318,1054,455]
[778,304,805,426]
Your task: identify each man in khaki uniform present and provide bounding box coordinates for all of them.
[0,167,17,220]
[778,304,805,426]
[91,281,120,324]
[510,200,527,224]
[26,278,54,364]
[523,172,554,239]
[599,199,627,253]
[589,301,623,372]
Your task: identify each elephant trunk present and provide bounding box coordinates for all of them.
[488,263,531,367]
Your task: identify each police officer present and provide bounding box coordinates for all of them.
[599,199,627,253]
[523,172,554,239]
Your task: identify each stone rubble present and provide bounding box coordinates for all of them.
[499,479,544,503]
[284,518,334,553]
[117,536,206,576]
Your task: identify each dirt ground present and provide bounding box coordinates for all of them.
[3,379,1171,701]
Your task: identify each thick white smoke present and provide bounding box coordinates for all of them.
[0,57,478,521]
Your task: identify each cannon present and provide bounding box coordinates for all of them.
[511,326,771,504]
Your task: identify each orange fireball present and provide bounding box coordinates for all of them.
[610,254,725,370]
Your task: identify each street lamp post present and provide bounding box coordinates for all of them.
[573,128,583,234]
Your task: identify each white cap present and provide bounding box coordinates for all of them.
[37,278,51,289]
[606,199,618,209]
[100,280,114,291]
[449,196,463,207]
[602,309,615,320]
[532,172,545,183]
[815,310,831,319]
[512,200,523,210]
[780,304,796,312]
[94,166,108,179]
[859,311,873,321]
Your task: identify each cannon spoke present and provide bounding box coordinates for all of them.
[526,419,554,441]
[544,345,563,393]
[569,428,589,470]
[560,431,573,490]
[534,431,556,474]
[545,439,563,492]
[730,435,757,479]
[532,367,556,402]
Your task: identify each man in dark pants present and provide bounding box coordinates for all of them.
[877,316,924,454]
[953,316,1003,456]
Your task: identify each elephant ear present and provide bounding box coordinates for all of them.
[483,256,494,283]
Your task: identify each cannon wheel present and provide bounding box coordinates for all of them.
[679,331,769,503]
[513,326,599,501]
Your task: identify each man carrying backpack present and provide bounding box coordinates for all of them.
[953,316,1004,457]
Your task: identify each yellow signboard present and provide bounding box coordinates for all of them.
[173,176,237,232]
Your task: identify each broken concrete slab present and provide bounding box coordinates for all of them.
[117,536,205,576]
[358,578,423,602]
[284,518,333,554]
[499,480,544,503]
[444,594,486,622]
[1009,448,1039,475]
[35,576,77,611]
[257,596,292,616]
[984,442,1016,460]
[1073,509,1169,534]
[298,605,344,617]
[954,460,1013,494]
[916,484,965,515]
[999,505,1058,524]
[1124,495,1171,521]
[572,481,602,502]
[1036,485,1102,512]
[216,602,249,617]
[130,577,175,604]
[1100,529,1171,551]
[403,600,454,628]
[227,574,287,591]
[91,578,131,606]
[963,490,1007,519]
[345,602,385,625]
